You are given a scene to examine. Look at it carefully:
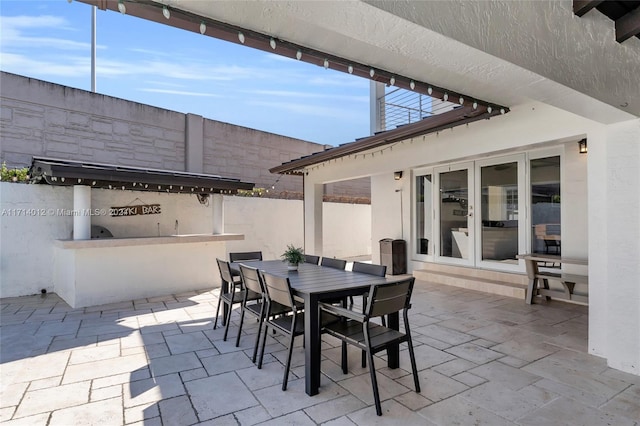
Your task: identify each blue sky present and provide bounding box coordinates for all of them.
[0,1,371,146]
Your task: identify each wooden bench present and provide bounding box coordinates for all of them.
[517,254,588,304]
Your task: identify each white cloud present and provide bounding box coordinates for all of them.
[248,100,366,121]
[248,89,368,103]
[139,88,223,98]
[0,15,87,50]
[0,52,89,77]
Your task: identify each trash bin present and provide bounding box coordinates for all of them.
[379,238,406,275]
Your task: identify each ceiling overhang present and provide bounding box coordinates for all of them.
[270,104,508,175]
[574,0,640,42]
[77,0,507,114]
[29,157,254,194]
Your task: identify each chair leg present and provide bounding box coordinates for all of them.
[257,323,268,369]
[252,313,264,363]
[366,349,382,416]
[235,306,246,347]
[282,333,296,391]
[213,293,223,330]
[407,339,421,393]
[223,301,233,341]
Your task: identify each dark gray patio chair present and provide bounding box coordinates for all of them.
[214,258,261,341]
[320,278,420,416]
[320,257,347,270]
[258,271,305,390]
[236,264,296,363]
[229,251,263,262]
[304,254,320,265]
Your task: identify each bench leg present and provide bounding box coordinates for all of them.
[526,278,537,304]
[541,279,551,301]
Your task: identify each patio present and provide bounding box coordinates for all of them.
[1,279,638,426]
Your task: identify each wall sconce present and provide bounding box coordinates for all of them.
[578,138,587,154]
[394,171,403,180]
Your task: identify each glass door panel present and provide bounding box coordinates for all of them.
[415,173,433,258]
[437,164,474,264]
[480,162,519,264]
[531,156,561,255]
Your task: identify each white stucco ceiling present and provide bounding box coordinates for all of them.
[160,0,639,123]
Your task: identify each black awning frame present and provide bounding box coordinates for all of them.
[29,157,254,194]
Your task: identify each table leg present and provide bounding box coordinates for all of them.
[386,311,400,369]
[304,293,321,396]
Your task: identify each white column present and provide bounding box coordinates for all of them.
[370,81,385,134]
[304,177,324,256]
[212,193,224,234]
[589,119,640,376]
[73,185,91,240]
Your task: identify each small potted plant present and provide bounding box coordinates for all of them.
[281,244,305,271]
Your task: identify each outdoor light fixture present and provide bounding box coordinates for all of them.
[324,59,329,69]
[578,139,588,154]
[410,80,415,90]
[369,68,375,77]
[199,21,206,35]
[296,50,302,60]
[117,0,126,14]
[269,38,276,49]
[473,101,478,109]
[162,6,170,19]
[348,65,353,74]
[394,171,403,180]
[389,76,395,86]
[238,32,245,44]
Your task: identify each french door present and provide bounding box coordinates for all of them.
[434,163,475,266]
[414,155,532,271]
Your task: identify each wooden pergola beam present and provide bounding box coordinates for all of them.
[573,0,604,17]
[616,6,640,43]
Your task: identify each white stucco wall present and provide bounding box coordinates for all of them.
[0,183,371,299]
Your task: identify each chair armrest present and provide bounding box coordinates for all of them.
[319,302,366,322]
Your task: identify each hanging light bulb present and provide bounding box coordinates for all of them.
[500,108,506,115]
[369,68,375,77]
[347,65,353,74]
[389,76,395,86]
[162,6,170,19]
[117,0,126,14]
[443,93,449,102]
[427,86,433,95]
[459,96,464,105]
[487,106,493,113]
[472,101,478,110]
[238,32,245,44]
[199,21,206,35]
[323,59,329,69]
[296,50,302,60]
[269,38,276,49]
[410,80,415,90]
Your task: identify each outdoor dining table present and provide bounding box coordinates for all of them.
[230,260,409,396]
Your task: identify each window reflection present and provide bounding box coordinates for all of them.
[531,156,561,254]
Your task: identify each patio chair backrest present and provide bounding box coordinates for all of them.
[320,257,347,270]
[304,254,321,265]
[261,272,295,310]
[366,278,415,319]
[352,261,386,277]
[238,264,264,296]
[229,251,263,262]
[216,258,234,284]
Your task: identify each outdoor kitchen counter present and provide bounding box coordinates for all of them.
[54,233,243,249]
[53,233,243,308]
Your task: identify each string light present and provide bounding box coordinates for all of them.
[296,50,302,60]
[117,0,126,14]
[369,68,375,77]
[427,87,433,95]
[389,76,395,86]
[410,80,415,90]
[238,32,245,44]
[473,101,478,110]
[443,93,449,102]
[199,21,206,35]
[459,97,464,105]
[500,108,506,114]
[323,59,329,69]
[347,65,353,74]
[487,106,493,113]
[269,38,276,49]
[162,6,170,19]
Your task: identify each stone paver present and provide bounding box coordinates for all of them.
[1,281,639,425]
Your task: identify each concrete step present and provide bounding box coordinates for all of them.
[413,264,528,299]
